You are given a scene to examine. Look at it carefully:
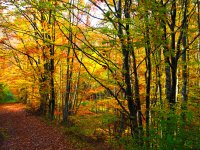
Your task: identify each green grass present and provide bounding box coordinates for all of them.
[0,94,16,104]
[0,99,16,104]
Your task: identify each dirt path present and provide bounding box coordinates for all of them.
[0,103,74,150]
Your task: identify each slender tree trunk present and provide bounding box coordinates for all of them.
[49,44,55,119]
[144,8,152,148]
[63,27,74,123]
[47,7,56,120]
[161,0,171,102]
[63,41,72,123]
[131,48,143,138]
[170,59,177,106]
[181,0,188,120]
[156,59,162,106]
[39,77,48,115]
[170,0,177,106]
[72,54,83,110]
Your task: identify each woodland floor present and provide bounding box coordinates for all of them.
[0,103,97,150]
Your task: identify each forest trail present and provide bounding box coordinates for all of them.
[0,103,74,150]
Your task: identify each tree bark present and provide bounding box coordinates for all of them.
[144,6,151,148]
[161,0,171,102]
[117,0,143,140]
[181,0,188,120]
[169,0,177,106]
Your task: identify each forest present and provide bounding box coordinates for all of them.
[0,0,200,149]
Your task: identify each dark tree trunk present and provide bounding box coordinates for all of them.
[170,59,177,106]
[169,0,177,106]
[117,0,143,140]
[63,45,72,123]
[49,47,55,120]
[47,8,56,120]
[161,0,171,102]
[144,8,151,148]
[181,0,188,120]
[39,77,48,115]
[131,48,143,137]
[156,58,162,106]
[63,29,74,123]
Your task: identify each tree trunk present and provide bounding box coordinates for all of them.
[170,0,177,106]
[144,8,152,148]
[49,54,55,120]
[63,45,72,123]
[161,0,171,102]
[47,8,56,120]
[39,77,48,115]
[117,0,142,140]
[63,29,74,123]
[181,0,188,120]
